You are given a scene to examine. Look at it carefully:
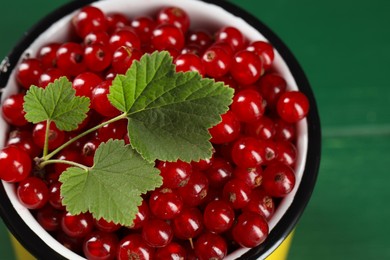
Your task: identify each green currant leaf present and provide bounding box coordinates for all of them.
[23,77,90,131]
[59,139,162,226]
[108,51,234,162]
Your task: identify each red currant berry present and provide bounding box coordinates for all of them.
[38,68,65,88]
[56,232,84,254]
[16,58,43,89]
[82,138,102,167]
[36,205,62,232]
[245,116,276,140]
[174,53,205,76]
[17,176,49,209]
[37,43,60,69]
[109,28,141,53]
[149,188,183,220]
[276,140,297,166]
[151,24,185,51]
[155,242,186,260]
[187,30,213,50]
[0,146,31,182]
[262,162,296,197]
[56,42,86,77]
[84,31,110,46]
[7,130,41,158]
[230,50,263,85]
[117,234,154,260]
[61,212,94,238]
[232,211,269,247]
[72,72,102,98]
[32,121,65,150]
[216,74,238,91]
[84,43,112,72]
[72,6,107,38]
[201,46,231,78]
[158,160,192,189]
[48,181,65,210]
[231,89,265,123]
[277,91,309,123]
[142,219,173,248]
[172,207,203,239]
[209,111,241,144]
[112,46,142,74]
[106,13,130,33]
[54,149,82,175]
[1,93,28,126]
[83,231,118,260]
[243,189,275,220]
[191,155,213,171]
[130,16,157,44]
[258,73,287,109]
[203,200,235,234]
[194,232,227,260]
[247,41,274,70]
[128,200,150,230]
[233,166,263,189]
[181,44,202,56]
[96,118,127,142]
[205,157,233,188]
[94,218,121,233]
[222,179,252,209]
[157,6,190,33]
[91,80,121,117]
[231,137,264,168]
[274,118,296,142]
[215,26,246,52]
[178,171,209,206]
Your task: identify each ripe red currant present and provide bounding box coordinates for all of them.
[230,50,263,85]
[215,26,246,52]
[233,166,263,189]
[36,205,62,232]
[194,232,227,260]
[247,41,274,70]
[61,212,94,238]
[149,188,183,220]
[72,6,107,38]
[151,24,185,51]
[209,111,241,144]
[94,218,121,233]
[83,231,118,260]
[231,137,264,168]
[172,207,203,239]
[231,89,265,123]
[17,176,49,209]
[222,179,252,209]
[203,200,235,234]
[142,218,173,248]
[262,162,296,197]
[232,211,269,247]
[277,91,309,123]
[91,80,121,117]
[243,189,275,220]
[117,234,154,260]
[174,53,205,76]
[158,160,192,189]
[178,171,209,206]
[201,46,231,78]
[258,73,287,109]
[157,6,190,33]
[0,146,31,183]
[155,242,186,260]
[37,43,60,69]
[1,93,28,126]
[56,42,86,77]
[32,121,65,150]
[16,58,43,89]
[84,43,112,72]
[72,72,102,98]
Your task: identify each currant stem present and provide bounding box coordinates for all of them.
[42,119,51,158]
[43,113,127,161]
[40,159,89,171]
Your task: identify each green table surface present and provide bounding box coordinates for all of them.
[1,0,390,259]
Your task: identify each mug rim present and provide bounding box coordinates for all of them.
[0,0,321,259]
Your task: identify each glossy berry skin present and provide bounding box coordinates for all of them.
[48,181,65,210]
[112,46,142,74]
[243,189,275,220]
[56,232,84,254]
[187,30,213,50]
[32,122,65,150]
[258,74,287,109]
[201,46,231,78]
[155,242,186,260]
[84,31,110,46]
[231,89,265,123]
[274,118,296,142]
[174,53,205,76]
[209,111,241,144]
[1,93,28,126]
[230,50,263,85]
[246,41,274,70]
[215,26,246,52]
[277,91,309,123]
[82,138,102,167]
[233,166,263,189]
[83,231,118,260]
[117,234,154,260]
[157,6,190,33]
[149,188,183,220]
[39,68,65,88]
[194,232,227,260]
[96,118,127,142]
[84,43,112,72]
[130,16,157,44]
[222,179,252,209]
[205,157,232,188]
[152,24,185,51]
[54,149,82,175]
[72,6,107,38]
[203,200,235,234]
[276,140,297,166]
[36,205,62,232]
[0,146,31,183]
[61,212,94,238]
[232,211,269,248]
[17,177,49,209]
[158,160,192,189]
[91,80,121,117]
[37,43,60,69]
[72,72,102,98]
[94,218,121,233]
[128,200,150,230]
[178,171,209,206]
[231,137,264,168]
[245,116,276,140]
[56,42,86,77]
[142,219,173,248]
[262,162,296,197]
[7,130,41,158]
[106,13,130,33]
[172,207,203,239]
[109,28,141,53]
[16,58,43,89]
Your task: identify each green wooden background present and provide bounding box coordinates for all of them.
[1,0,390,259]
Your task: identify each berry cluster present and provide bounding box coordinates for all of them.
[0,5,309,260]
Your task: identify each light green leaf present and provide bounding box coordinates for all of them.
[59,139,162,226]
[23,77,90,131]
[108,51,234,162]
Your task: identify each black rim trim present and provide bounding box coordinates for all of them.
[0,0,321,259]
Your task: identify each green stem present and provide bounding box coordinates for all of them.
[43,119,51,158]
[43,113,127,161]
[40,159,89,171]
